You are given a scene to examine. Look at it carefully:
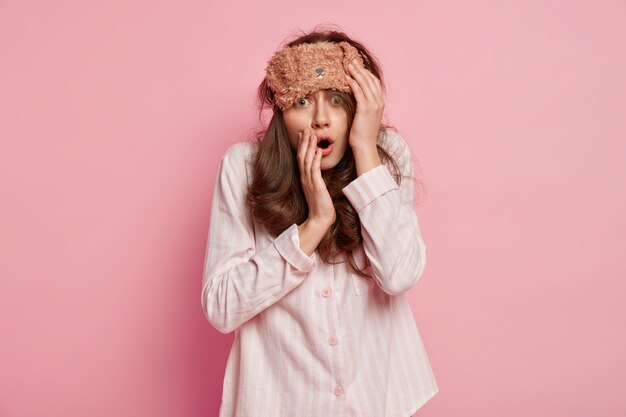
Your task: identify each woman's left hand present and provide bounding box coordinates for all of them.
[345,57,385,151]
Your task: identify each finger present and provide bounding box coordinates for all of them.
[302,133,313,177]
[297,130,307,175]
[348,68,383,109]
[346,73,365,106]
[299,129,313,180]
[304,133,317,178]
[347,61,375,104]
[312,147,325,186]
[364,69,384,106]
[359,65,383,99]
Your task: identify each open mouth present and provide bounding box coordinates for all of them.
[317,139,332,149]
[316,137,335,157]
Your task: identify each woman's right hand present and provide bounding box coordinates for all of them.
[297,128,336,228]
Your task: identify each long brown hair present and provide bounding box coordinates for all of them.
[246,26,408,278]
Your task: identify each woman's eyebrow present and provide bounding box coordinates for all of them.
[306,90,332,98]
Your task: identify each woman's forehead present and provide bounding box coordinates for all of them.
[305,89,339,97]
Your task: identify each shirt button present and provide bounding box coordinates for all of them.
[328,335,337,346]
[334,385,343,396]
[321,287,331,297]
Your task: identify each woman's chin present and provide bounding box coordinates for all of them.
[320,157,338,171]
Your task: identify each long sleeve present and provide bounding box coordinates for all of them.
[201,143,318,334]
[341,131,427,295]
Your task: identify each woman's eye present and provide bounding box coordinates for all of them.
[295,95,342,107]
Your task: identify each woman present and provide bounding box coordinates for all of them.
[201,27,439,417]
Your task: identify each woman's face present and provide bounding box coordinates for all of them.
[282,89,350,171]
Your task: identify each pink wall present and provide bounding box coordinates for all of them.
[1,0,624,416]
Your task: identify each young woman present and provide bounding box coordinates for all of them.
[201,28,439,417]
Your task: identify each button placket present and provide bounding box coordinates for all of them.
[323,261,346,400]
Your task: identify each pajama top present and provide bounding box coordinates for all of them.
[201,129,439,417]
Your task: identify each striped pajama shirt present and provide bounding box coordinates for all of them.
[201,129,438,417]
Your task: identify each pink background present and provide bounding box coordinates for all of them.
[1,1,624,416]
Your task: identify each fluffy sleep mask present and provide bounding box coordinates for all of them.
[265,41,365,111]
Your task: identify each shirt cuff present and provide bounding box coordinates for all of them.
[273,223,318,272]
[341,164,399,212]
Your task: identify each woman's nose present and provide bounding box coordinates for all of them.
[312,108,329,128]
